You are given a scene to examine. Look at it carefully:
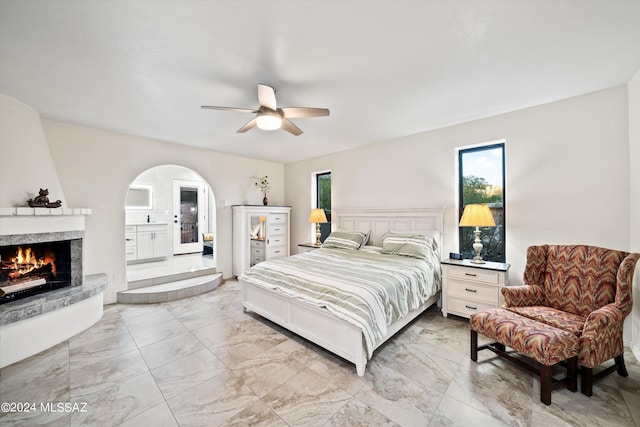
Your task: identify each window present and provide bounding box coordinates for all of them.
[314,171,331,242]
[458,143,505,262]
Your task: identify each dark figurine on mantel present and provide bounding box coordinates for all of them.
[27,188,62,208]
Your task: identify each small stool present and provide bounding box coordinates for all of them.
[470,308,579,405]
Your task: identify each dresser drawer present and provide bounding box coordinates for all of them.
[250,255,264,266]
[267,244,286,259]
[251,239,266,249]
[267,222,287,236]
[447,296,497,317]
[269,214,287,225]
[268,236,286,247]
[446,265,499,285]
[447,279,499,304]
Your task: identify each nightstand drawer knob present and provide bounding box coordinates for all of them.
[465,288,477,293]
[465,305,478,310]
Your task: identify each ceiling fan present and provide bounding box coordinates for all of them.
[201,83,330,136]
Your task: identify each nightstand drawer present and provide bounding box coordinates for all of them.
[447,296,497,317]
[441,259,510,319]
[447,279,498,303]
[446,265,499,284]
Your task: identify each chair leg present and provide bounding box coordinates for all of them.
[540,365,552,405]
[471,330,478,361]
[581,366,593,396]
[567,356,577,392]
[616,355,628,377]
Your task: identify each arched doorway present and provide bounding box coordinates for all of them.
[124,165,216,288]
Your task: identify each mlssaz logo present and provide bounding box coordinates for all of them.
[40,402,88,413]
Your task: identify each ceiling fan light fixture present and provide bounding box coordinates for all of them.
[256,111,282,130]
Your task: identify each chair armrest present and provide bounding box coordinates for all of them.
[501,285,545,307]
[583,303,625,334]
[580,303,627,367]
[615,253,640,316]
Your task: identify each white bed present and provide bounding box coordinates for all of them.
[240,207,445,376]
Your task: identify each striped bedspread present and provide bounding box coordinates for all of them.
[240,246,441,357]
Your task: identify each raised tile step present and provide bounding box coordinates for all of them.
[117,273,222,304]
[127,266,217,290]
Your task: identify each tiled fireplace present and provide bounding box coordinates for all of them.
[0,208,107,368]
[0,231,82,304]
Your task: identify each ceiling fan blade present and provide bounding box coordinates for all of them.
[201,106,257,113]
[237,118,257,133]
[281,118,303,136]
[257,84,277,110]
[280,107,330,118]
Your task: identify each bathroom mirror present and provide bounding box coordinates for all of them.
[125,185,153,209]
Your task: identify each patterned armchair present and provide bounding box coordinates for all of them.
[502,245,640,396]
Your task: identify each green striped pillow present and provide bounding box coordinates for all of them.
[381,233,432,259]
[322,231,368,250]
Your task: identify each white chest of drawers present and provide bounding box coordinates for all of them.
[232,205,291,276]
[441,258,510,319]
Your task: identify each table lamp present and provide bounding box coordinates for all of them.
[308,209,328,246]
[459,204,496,264]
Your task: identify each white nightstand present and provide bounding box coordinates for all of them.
[298,243,321,254]
[441,258,510,319]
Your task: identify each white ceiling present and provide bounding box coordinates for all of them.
[1,1,640,164]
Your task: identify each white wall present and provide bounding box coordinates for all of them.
[42,119,285,304]
[286,85,632,334]
[629,69,640,357]
[0,94,67,207]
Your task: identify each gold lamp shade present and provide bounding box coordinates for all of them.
[459,204,496,227]
[308,209,328,246]
[308,209,328,224]
[459,204,496,263]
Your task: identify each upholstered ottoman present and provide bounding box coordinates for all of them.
[470,308,579,405]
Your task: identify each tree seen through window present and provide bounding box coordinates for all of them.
[458,144,505,263]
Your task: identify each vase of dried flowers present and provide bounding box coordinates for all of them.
[252,175,270,205]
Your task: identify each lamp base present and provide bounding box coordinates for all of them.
[315,223,322,246]
[471,227,485,264]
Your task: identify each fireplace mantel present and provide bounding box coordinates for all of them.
[0,207,92,216]
[0,207,91,236]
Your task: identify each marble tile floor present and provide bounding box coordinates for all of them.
[1,280,639,426]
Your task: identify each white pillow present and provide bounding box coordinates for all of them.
[381,233,433,260]
[336,229,370,246]
[322,231,368,250]
[391,230,440,252]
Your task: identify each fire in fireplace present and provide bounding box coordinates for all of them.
[0,240,73,304]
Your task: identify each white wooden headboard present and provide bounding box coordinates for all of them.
[332,207,445,258]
